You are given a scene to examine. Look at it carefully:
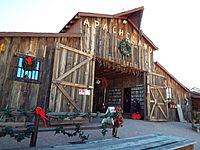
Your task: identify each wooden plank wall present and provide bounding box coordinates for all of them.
[154,64,190,121]
[0,36,79,112]
[49,39,94,113]
[81,17,154,72]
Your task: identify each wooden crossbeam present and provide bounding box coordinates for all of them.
[150,89,156,101]
[150,103,156,118]
[56,84,81,111]
[59,43,93,57]
[53,80,87,89]
[157,88,167,103]
[56,57,92,81]
[158,105,167,119]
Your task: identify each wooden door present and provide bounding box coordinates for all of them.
[147,73,168,121]
[49,43,95,112]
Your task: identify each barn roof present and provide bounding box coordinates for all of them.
[114,6,144,29]
[191,88,200,99]
[155,62,190,92]
[60,6,158,50]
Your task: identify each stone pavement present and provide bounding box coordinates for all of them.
[0,119,199,150]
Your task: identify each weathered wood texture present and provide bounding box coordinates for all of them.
[154,62,190,121]
[49,42,94,113]
[81,17,154,72]
[51,134,195,150]
[191,92,200,111]
[0,36,79,112]
[147,72,168,121]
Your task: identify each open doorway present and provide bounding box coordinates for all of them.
[93,78,107,113]
[123,88,131,113]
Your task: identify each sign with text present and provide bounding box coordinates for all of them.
[79,89,90,95]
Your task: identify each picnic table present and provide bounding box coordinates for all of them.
[49,134,195,150]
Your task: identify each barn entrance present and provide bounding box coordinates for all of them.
[93,57,145,119]
[123,88,131,113]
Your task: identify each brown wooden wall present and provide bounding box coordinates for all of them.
[0,36,80,111]
[49,42,94,113]
[192,99,200,111]
[81,17,154,72]
[154,63,190,121]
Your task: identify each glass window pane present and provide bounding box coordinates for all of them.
[28,71,31,79]
[32,70,35,80]
[17,68,21,77]
[34,71,39,80]
[18,57,23,67]
[21,69,25,78]
[36,62,40,70]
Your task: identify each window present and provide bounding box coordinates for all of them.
[16,55,41,83]
[166,87,173,100]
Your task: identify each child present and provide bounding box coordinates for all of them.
[112,106,124,137]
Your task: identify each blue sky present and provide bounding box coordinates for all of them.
[0,0,200,89]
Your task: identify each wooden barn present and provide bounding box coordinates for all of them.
[191,91,200,111]
[0,6,186,122]
[154,62,191,121]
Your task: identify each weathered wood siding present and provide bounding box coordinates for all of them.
[81,17,154,72]
[192,98,200,111]
[154,63,190,121]
[0,36,79,111]
[49,41,94,113]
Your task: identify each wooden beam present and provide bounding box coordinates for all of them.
[75,15,81,19]
[0,32,82,38]
[150,90,156,102]
[148,71,165,78]
[150,103,156,119]
[90,59,95,113]
[157,88,167,103]
[78,12,126,19]
[149,85,166,89]
[0,112,34,116]
[47,112,107,118]
[53,80,87,89]
[158,105,167,119]
[59,43,92,57]
[56,57,93,81]
[56,84,81,111]
[0,122,27,127]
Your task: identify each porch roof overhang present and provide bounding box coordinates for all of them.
[191,92,200,99]
[95,57,144,80]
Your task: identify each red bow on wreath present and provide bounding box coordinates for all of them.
[35,107,49,127]
[25,57,33,66]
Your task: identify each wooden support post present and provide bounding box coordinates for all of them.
[29,115,39,147]
[143,71,147,120]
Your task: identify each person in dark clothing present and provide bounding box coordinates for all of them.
[133,99,140,113]
[135,99,141,113]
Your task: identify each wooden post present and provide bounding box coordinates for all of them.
[90,59,95,113]
[143,71,147,120]
[29,115,39,147]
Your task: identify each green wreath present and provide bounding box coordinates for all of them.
[22,56,37,71]
[118,39,132,57]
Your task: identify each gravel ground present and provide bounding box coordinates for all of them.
[0,119,199,150]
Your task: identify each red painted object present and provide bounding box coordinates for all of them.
[35,107,49,127]
[131,113,141,120]
[26,57,33,65]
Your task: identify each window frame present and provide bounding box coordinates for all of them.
[15,54,42,84]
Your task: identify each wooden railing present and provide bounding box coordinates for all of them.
[0,109,116,147]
